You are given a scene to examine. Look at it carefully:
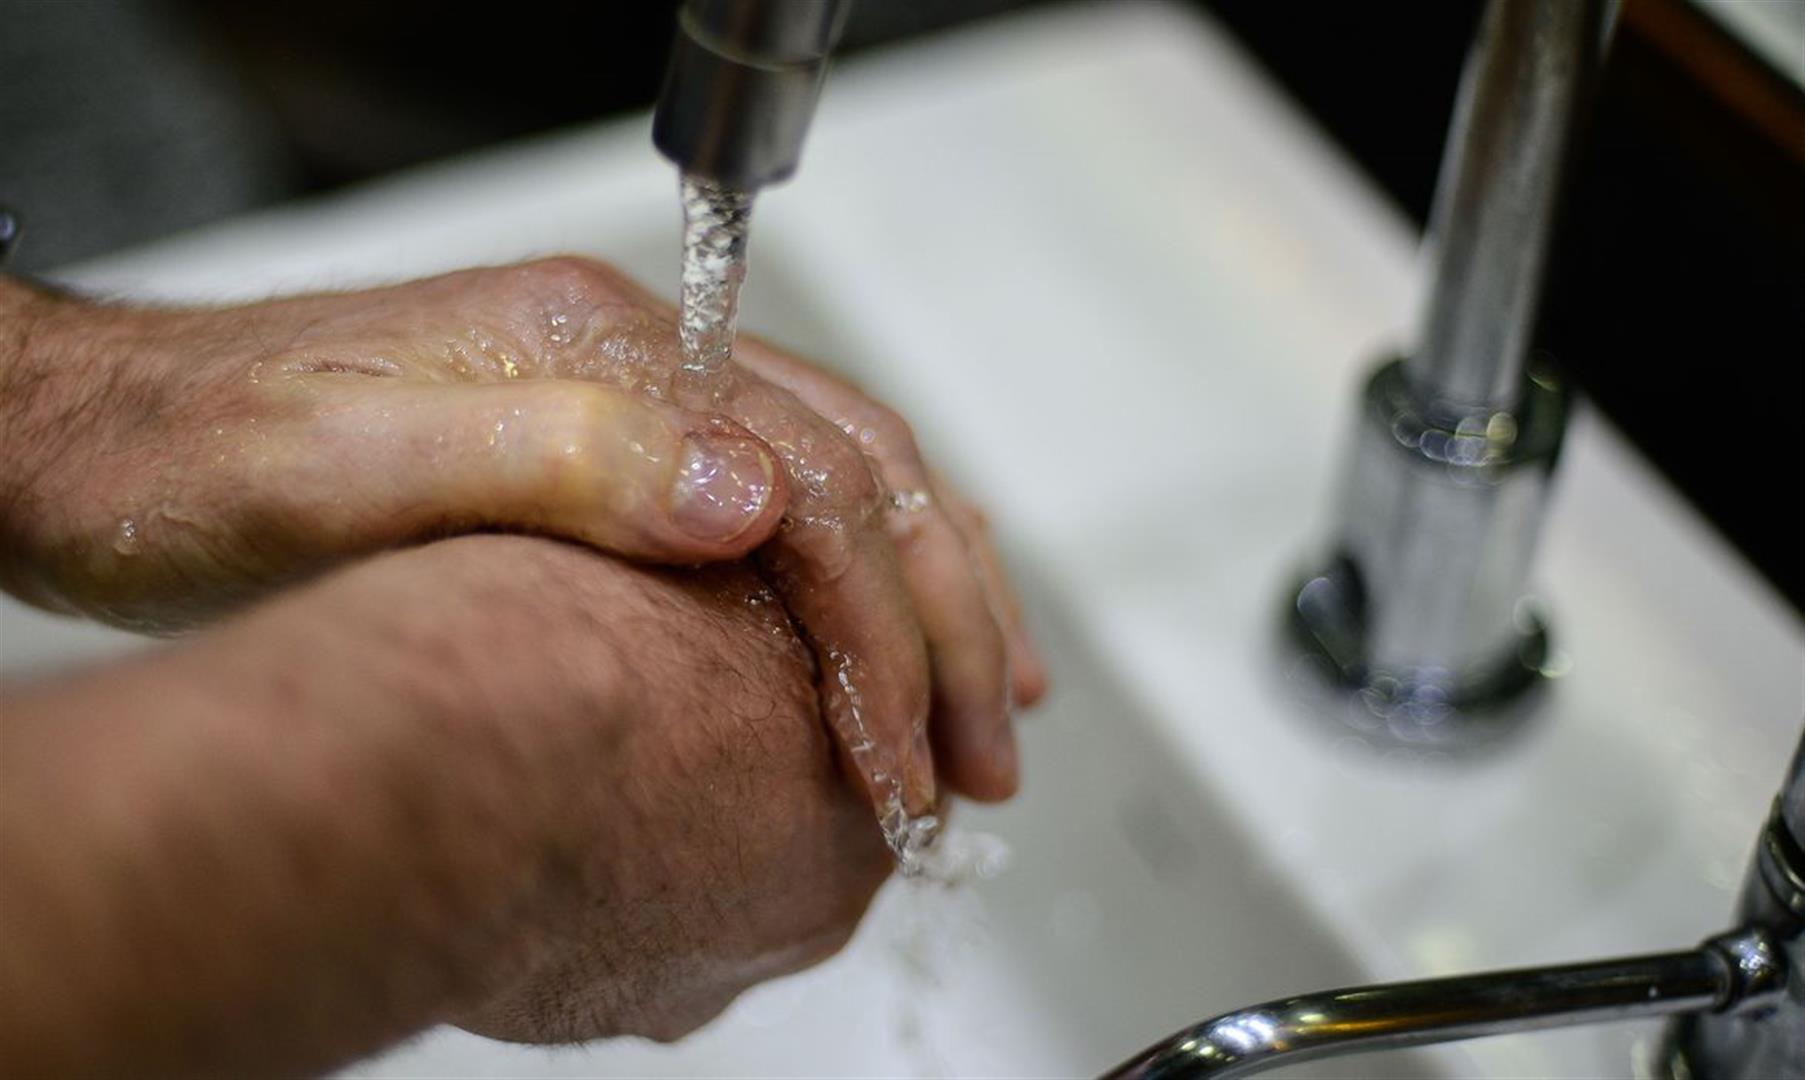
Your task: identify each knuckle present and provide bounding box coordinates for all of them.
[516,255,629,307]
[808,425,885,509]
[561,381,619,437]
[844,402,924,469]
[522,383,628,494]
[864,403,923,464]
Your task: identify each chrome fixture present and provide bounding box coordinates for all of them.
[653,0,852,191]
[0,207,18,264]
[1658,737,1805,1076]
[1287,0,1614,743]
[1104,728,1805,1079]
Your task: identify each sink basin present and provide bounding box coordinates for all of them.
[4,3,1800,1077]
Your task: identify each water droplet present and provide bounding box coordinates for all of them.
[891,488,932,514]
[113,518,140,555]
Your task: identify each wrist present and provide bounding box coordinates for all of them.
[0,539,635,1075]
[0,281,190,617]
[0,278,98,601]
[0,276,75,455]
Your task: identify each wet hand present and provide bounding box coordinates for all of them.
[0,534,894,1066]
[549,262,1049,815]
[376,536,894,1044]
[0,259,1045,821]
[0,269,787,628]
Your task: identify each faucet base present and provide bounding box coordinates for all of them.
[1284,563,1552,747]
[1280,356,1569,748]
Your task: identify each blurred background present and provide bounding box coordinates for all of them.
[3,0,1801,612]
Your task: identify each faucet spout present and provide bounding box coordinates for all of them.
[1104,934,1778,1080]
[653,0,852,191]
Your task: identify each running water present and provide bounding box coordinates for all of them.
[887,828,1014,1073]
[824,647,942,875]
[677,175,754,397]
[675,172,942,874]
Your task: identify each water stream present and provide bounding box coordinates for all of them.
[676,173,942,874]
[677,176,754,399]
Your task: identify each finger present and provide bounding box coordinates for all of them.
[277,377,787,563]
[889,488,1018,802]
[725,380,939,830]
[733,340,1024,787]
[932,480,1049,709]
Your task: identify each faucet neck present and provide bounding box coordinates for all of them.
[1408,0,1615,413]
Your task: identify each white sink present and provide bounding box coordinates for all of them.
[4,3,1801,1077]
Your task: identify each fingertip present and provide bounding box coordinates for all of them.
[665,432,788,557]
[934,703,1020,804]
[945,756,1019,804]
[1008,640,1050,710]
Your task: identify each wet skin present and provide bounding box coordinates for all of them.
[1,536,895,1075]
[0,259,1047,819]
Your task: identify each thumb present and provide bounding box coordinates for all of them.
[286,378,787,563]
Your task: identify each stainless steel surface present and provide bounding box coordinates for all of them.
[652,0,851,190]
[684,0,849,61]
[1289,360,1565,743]
[1104,944,1746,1079]
[1409,0,1613,413]
[1779,734,1805,849]
[1287,0,1613,740]
[1660,772,1805,1079]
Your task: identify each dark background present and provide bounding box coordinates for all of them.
[4,0,1800,612]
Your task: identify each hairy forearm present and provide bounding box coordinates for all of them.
[0,275,119,612]
[0,276,69,528]
[0,278,250,621]
[0,550,621,1077]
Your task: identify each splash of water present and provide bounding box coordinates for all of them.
[888,827,1014,1073]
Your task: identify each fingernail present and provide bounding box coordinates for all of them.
[671,434,776,542]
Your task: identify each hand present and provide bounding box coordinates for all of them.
[0,535,892,1074]
[0,258,1045,819]
[405,536,895,1043]
[0,269,789,626]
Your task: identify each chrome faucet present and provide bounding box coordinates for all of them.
[1104,729,1805,1078]
[1112,2,1805,1072]
[653,0,851,192]
[1287,0,1613,744]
